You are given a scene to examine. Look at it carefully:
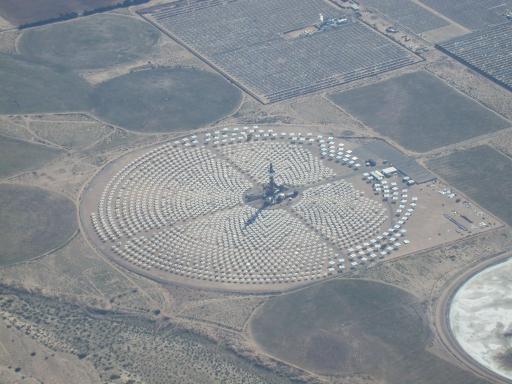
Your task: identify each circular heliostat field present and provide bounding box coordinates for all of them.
[81,126,418,291]
[91,68,242,133]
[0,184,77,265]
[18,14,160,70]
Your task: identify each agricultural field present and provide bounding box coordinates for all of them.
[250,279,489,383]
[18,14,160,70]
[427,145,512,226]
[0,54,92,115]
[0,184,76,265]
[0,135,61,178]
[329,71,510,152]
[92,67,242,133]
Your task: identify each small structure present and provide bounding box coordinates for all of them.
[382,166,398,177]
[244,163,299,227]
[316,14,348,31]
[371,170,384,181]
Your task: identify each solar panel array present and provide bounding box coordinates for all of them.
[360,0,448,34]
[419,0,512,30]
[140,0,420,103]
[438,22,512,92]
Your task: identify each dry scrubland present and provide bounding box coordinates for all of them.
[179,296,265,331]
[426,58,512,122]
[28,119,113,150]
[0,286,295,384]
[0,233,167,312]
[0,231,308,382]
[356,227,512,299]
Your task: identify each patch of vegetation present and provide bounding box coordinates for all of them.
[0,0,148,28]
[16,0,150,29]
[18,11,79,29]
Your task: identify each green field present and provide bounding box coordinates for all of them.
[0,135,61,178]
[0,184,77,265]
[18,14,160,70]
[92,67,242,133]
[0,53,92,114]
[329,71,510,153]
[427,145,512,226]
[250,279,489,383]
